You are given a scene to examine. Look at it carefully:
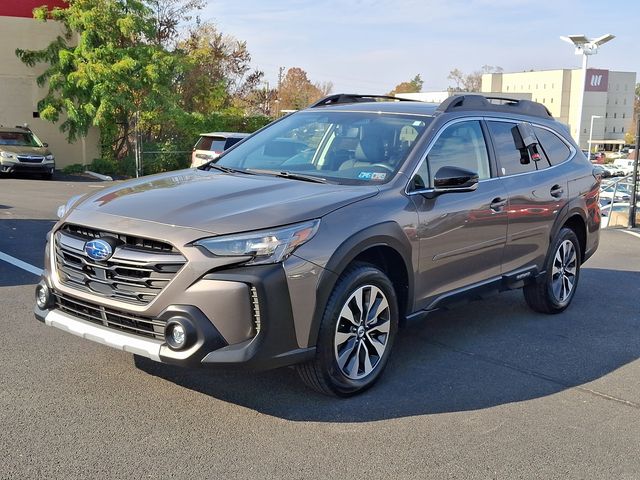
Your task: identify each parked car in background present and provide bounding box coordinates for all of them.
[190,132,250,167]
[0,126,55,179]
[612,158,636,175]
[592,164,608,178]
[601,164,624,177]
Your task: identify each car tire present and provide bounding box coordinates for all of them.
[296,262,399,397]
[523,227,581,314]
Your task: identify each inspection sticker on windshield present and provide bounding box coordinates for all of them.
[358,171,387,180]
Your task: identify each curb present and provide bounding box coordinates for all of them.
[84,170,113,181]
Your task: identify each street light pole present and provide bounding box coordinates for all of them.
[588,115,603,154]
[560,34,615,148]
[628,120,640,228]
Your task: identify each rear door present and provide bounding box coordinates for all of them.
[486,120,571,273]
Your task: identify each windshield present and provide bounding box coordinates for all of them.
[0,131,42,147]
[213,111,431,185]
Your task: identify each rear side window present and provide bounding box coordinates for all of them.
[487,121,536,176]
[533,127,572,165]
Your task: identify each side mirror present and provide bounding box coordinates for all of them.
[42,142,48,148]
[419,166,479,198]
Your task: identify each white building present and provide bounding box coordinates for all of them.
[482,69,636,150]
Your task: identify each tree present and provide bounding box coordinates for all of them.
[448,66,502,93]
[278,67,324,110]
[16,0,182,161]
[176,22,263,114]
[146,0,204,48]
[388,74,423,96]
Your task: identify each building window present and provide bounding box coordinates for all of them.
[605,127,607,133]
[543,98,545,103]
[506,86,509,91]
[583,128,587,134]
[544,84,546,89]
[614,113,617,118]
[550,98,554,103]
[552,83,554,89]
[613,127,616,133]
[623,113,626,119]
[605,113,608,118]
[622,127,625,133]
[624,99,627,105]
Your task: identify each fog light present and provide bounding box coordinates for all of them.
[171,324,186,346]
[165,319,196,350]
[35,283,51,309]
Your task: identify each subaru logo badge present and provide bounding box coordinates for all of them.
[84,239,114,261]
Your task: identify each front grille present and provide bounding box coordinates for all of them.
[62,224,175,253]
[54,293,166,340]
[17,155,44,163]
[54,225,186,305]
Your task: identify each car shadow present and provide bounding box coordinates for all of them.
[135,265,640,422]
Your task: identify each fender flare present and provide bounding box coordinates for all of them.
[306,221,414,346]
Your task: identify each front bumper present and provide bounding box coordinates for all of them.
[1,159,54,174]
[36,263,316,370]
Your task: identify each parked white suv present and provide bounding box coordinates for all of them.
[190,132,249,167]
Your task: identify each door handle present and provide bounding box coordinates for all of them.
[490,197,507,212]
[550,184,564,198]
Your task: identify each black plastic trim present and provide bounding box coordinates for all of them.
[201,264,310,369]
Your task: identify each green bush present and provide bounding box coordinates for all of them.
[62,163,85,174]
[88,157,118,175]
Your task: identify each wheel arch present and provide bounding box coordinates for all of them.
[307,221,414,346]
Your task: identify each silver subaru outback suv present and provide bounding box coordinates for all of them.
[35,94,600,396]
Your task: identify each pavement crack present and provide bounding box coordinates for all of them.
[424,338,640,410]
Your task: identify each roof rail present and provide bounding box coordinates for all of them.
[436,94,552,119]
[310,93,417,108]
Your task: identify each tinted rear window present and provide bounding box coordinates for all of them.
[533,127,572,165]
[195,136,226,153]
[487,121,535,176]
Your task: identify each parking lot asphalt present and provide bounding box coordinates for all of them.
[1,176,640,479]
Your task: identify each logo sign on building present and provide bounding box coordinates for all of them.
[584,69,609,92]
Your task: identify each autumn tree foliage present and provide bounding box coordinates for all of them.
[388,74,424,96]
[278,67,327,111]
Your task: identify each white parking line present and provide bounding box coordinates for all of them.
[621,230,640,240]
[0,251,43,276]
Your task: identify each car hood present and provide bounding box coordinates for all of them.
[73,169,379,235]
[0,145,50,156]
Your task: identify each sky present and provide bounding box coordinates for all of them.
[201,0,640,94]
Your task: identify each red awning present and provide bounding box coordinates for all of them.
[0,0,68,19]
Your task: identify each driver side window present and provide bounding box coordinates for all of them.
[425,120,491,184]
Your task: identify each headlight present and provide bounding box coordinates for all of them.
[56,194,84,219]
[194,219,320,265]
[45,154,54,161]
[0,151,15,159]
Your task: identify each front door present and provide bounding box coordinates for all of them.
[409,120,509,309]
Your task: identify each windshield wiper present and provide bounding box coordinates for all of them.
[205,164,254,175]
[249,169,329,184]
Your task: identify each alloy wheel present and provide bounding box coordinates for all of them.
[333,284,391,380]
[551,239,577,303]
